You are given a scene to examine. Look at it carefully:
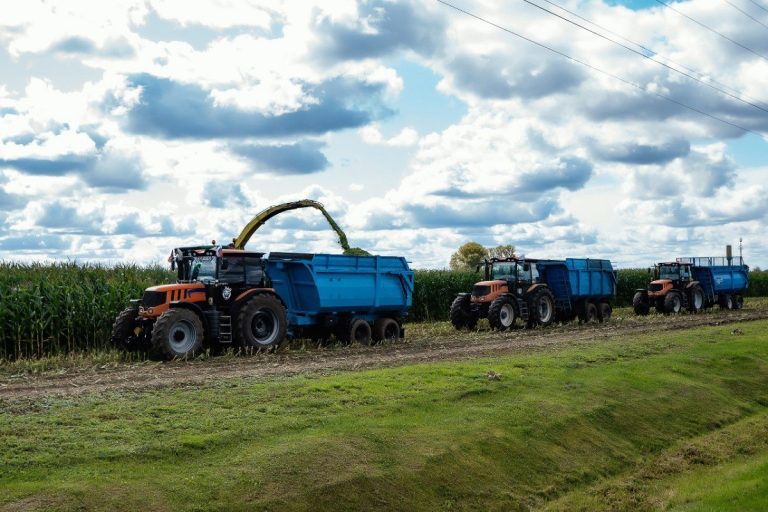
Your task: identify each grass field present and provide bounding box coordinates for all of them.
[1,318,767,511]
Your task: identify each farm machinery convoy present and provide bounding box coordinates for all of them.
[111,199,751,359]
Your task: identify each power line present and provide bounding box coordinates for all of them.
[522,0,768,115]
[654,0,768,62]
[745,0,768,15]
[537,0,768,110]
[722,0,768,30]
[435,0,763,136]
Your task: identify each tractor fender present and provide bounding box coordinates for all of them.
[169,301,209,330]
[526,283,549,294]
[230,289,286,322]
[685,281,701,289]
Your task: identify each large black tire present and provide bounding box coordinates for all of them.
[450,294,477,330]
[734,295,744,310]
[632,292,649,316]
[719,294,734,310]
[349,318,373,345]
[373,317,400,342]
[598,302,612,322]
[529,287,555,327]
[664,292,683,314]
[687,285,704,313]
[150,308,204,360]
[655,298,666,314]
[238,294,287,348]
[111,305,143,351]
[488,295,517,331]
[584,302,599,323]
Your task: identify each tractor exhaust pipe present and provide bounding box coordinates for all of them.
[726,245,732,265]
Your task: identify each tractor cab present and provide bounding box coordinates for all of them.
[648,262,692,296]
[470,258,541,305]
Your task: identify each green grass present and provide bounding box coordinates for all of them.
[1,321,768,511]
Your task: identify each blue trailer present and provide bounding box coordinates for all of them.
[679,256,749,309]
[265,252,414,342]
[451,256,617,331]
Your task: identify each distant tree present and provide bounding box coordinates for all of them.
[753,266,762,272]
[449,242,488,271]
[488,244,516,259]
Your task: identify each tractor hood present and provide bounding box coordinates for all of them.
[470,280,508,303]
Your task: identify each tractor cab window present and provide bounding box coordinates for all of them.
[219,256,245,283]
[244,257,265,286]
[517,263,535,283]
[491,262,515,280]
[681,265,692,280]
[190,256,216,282]
[658,264,680,280]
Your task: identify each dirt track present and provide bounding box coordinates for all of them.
[1,309,767,400]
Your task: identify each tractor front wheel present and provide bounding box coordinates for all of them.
[111,305,144,352]
[150,308,203,360]
[632,292,649,316]
[450,294,478,330]
[238,294,287,348]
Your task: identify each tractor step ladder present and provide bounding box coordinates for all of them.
[698,271,715,302]
[219,315,233,343]
[517,298,530,322]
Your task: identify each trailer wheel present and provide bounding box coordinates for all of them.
[488,296,517,331]
[150,308,203,360]
[719,294,734,310]
[584,302,599,323]
[238,294,287,348]
[734,295,744,310]
[450,294,477,330]
[687,285,704,313]
[598,302,612,322]
[632,292,649,316]
[349,319,373,346]
[111,305,144,351]
[529,288,555,327]
[664,292,682,314]
[373,318,400,342]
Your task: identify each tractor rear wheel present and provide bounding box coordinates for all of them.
[664,292,683,314]
[111,305,143,351]
[529,288,555,327]
[238,294,287,348]
[598,302,612,322]
[150,308,203,360]
[488,296,516,331]
[632,292,649,316]
[687,285,704,313]
[373,317,400,342]
[450,294,477,330]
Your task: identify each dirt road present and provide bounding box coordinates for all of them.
[1,308,766,400]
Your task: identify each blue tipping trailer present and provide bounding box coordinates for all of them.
[265,252,414,342]
[678,256,749,309]
[536,258,617,321]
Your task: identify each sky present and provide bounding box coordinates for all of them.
[0,0,767,269]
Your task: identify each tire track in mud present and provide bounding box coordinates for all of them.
[1,309,767,400]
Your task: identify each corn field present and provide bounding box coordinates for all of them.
[1,263,766,360]
[0,262,172,360]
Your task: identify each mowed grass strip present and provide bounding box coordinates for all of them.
[1,321,767,511]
